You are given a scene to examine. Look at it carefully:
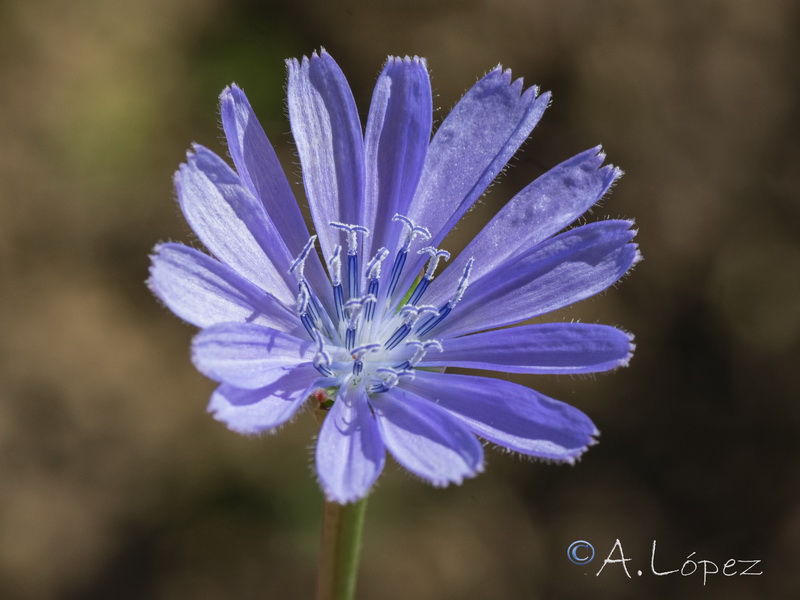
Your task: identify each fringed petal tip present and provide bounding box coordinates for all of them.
[511,428,600,466]
[422,460,485,488]
[145,244,166,292]
[176,144,214,175]
[286,47,333,70]
[385,55,427,68]
[621,331,636,368]
[585,145,623,179]
[481,64,548,101]
[218,84,250,117]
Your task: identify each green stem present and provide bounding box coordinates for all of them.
[315,496,368,600]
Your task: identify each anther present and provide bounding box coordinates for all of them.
[369,367,400,393]
[393,214,431,251]
[363,248,388,322]
[419,247,450,280]
[385,216,431,300]
[384,305,437,350]
[415,259,473,336]
[344,295,376,351]
[351,343,381,359]
[331,223,369,300]
[450,257,474,308]
[328,245,342,287]
[289,235,317,282]
[344,295,376,327]
[330,222,369,255]
[296,285,310,315]
[351,342,380,376]
[407,247,450,305]
[366,248,389,280]
[313,333,334,377]
[328,246,345,323]
[368,366,414,393]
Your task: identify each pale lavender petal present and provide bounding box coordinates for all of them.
[402,371,598,463]
[176,145,295,304]
[208,366,321,434]
[372,387,483,485]
[191,323,315,389]
[421,323,633,374]
[426,147,621,307]
[220,86,333,302]
[397,68,550,290]
[220,85,308,251]
[363,56,432,260]
[434,220,639,338]
[287,51,365,260]
[148,243,300,333]
[316,384,385,503]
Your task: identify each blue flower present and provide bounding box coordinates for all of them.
[149,51,639,503]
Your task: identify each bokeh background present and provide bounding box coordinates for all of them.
[1,0,798,598]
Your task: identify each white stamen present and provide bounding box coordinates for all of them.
[331,222,369,255]
[398,304,422,326]
[393,214,431,250]
[345,295,376,328]
[289,235,317,282]
[313,333,333,374]
[418,246,451,280]
[296,285,310,315]
[374,366,416,391]
[328,245,342,287]
[366,247,389,280]
[450,257,474,307]
[351,343,381,360]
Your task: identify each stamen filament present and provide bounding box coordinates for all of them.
[347,253,360,299]
[385,215,431,302]
[333,284,345,323]
[414,258,472,336]
[384,305,437,350]
[405,247,449,306]
[385,250,406,300]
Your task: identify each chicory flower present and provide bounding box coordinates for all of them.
[149,51,639,503]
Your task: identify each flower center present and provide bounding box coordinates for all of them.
[292,215,473,399]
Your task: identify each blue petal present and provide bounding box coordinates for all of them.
[372,387,483,486]
[435,220,639,338]
[402,371,598,463]
[287,51,366,261]
[176,145,296,304]
[363,56,432,260]
[148,243,300,333]
[191,323,315,389]
[316,383,385,503]
[220,85,307,251]
[208,367,320,434]
[426,147,621,307]
[397,68,549,291]
[220,85,332,303]
[421,323,633,374]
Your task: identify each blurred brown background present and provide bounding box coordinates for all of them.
[1,0,798,598]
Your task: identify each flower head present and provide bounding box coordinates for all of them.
[149,51,639,503]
